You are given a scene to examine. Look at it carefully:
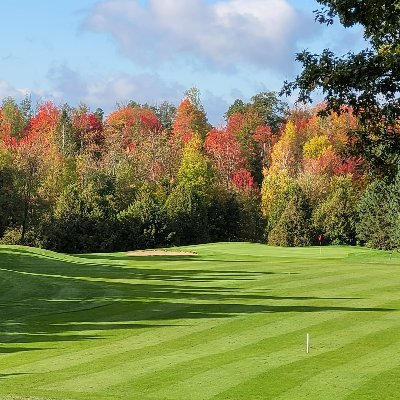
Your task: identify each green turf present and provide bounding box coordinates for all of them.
[0,243,399,400]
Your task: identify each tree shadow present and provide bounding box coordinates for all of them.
[0,247,395,349]
[0,373,31,379]
[0,346,50,354]
[1,247,277,283]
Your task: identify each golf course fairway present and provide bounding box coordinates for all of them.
[0,242,399,399]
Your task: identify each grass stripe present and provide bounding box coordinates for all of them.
[0,243,399,400]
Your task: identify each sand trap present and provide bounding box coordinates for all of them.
[127,250,197,256]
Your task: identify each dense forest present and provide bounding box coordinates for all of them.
[0,88,398,252]
[1,1,398,253]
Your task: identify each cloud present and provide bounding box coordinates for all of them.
[84,0,317,72]
[0,81,50,110]
[47,65,185,114]
[0,80,31,101]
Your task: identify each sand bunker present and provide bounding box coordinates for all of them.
[127,250,197,257]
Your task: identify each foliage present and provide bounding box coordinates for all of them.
[226,108,263,183]
[282,0,400,173]
[225,91,288,133]
[267,183,313,247]
[151,101,177,132]
[0,94,376,251]
[165,183,209,245]
[45,182,117,253]
[261,169,292,218]
[303,135,331,159]
[313,175,359,245]
[357,176,400,250]
[173,90,211,143]
[118,184,167,249]
[207,191,241,242]
[177,135,215,200]
[236,191,265,242]
[0,149,21,237]
[0,97,31,139]
[205,128,245,187]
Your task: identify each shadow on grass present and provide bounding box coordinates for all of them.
[81,254,262,264]
[0,248,277,282]
[0,247,395,350]
[0,373,31,379]
[0,346,50,354]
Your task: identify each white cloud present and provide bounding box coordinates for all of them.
[84,0,317,71]
[47,66,185,114]
[0,80,32,101]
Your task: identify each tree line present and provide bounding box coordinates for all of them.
[0,88,398,252]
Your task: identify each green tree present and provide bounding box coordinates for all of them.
[151,101,177,132]
[224,99,248,120]
[267,184,313,247]
[55,105,79,157]
[165,183,209,245]
[250,92,289,133]
[45,182,117,253]
[207,191,241,242]
[313,175,358,245]
[121,184,167,249]
[0,150,21,238]
[356,177,400,250]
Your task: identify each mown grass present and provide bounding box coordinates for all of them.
[0,243,399,400]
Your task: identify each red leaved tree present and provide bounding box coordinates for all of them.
[205,128,245,187]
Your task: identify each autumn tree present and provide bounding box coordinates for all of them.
[261,169,292,218]
[6,130,50,244]
[225,91,288,133]
[204,128,245,188]
[226,108,263,182]
[0,97,32,140]
[172,89,211,144]
[72,104,104,155]
[282,0,400,173]
[269,121,303,176]
[177,134,215,200]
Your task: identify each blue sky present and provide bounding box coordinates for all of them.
[0,0,366,124]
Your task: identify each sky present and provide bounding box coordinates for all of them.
[0,0,367,125]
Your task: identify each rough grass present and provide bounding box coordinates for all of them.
[0,243,399,400]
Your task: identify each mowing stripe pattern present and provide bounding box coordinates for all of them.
[0,243,399,400]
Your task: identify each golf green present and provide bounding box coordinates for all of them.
[0,243,399,399]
